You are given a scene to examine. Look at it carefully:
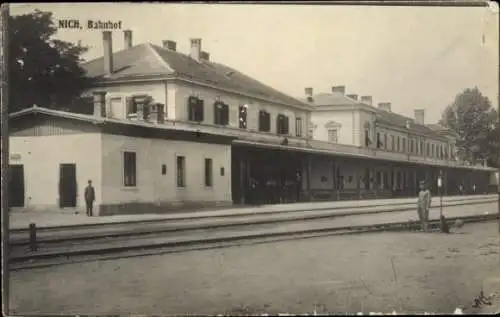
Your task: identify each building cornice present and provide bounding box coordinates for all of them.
[375,120,450,142]
[313,103,377,113]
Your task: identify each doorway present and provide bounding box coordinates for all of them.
[59,163,77,208]
[9,164,25,207]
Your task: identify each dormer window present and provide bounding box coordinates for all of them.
[188,96,204,122]
[276,114,289,135]
[258,110,271,132]
[214,101,229,126]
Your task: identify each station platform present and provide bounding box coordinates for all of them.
[8,194,496,230]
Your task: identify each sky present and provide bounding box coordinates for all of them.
[10,2,500,124]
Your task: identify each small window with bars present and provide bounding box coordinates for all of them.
[295,117,303,137]
[123,151,137,187]
[328,129,338,143]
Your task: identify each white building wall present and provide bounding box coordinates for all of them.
[173,81,310,138]
[9,134,103,211]
[101,134,232,206]
[86,82,167,120]
[311,110,355,145]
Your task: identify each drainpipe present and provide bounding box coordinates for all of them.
[1,6,11,312]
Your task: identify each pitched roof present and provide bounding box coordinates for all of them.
[306,92,447,138]
[82,43,311,109]
[8,106,236,140]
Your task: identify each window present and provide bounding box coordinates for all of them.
[239,105,247,129]
[431,144,435,157]
[402,138,406,152]
[384,134,388,149]
[426,143,430,156]
[72,96,94,115]
[204,158,213,187]
[295,117,303,137]
[376,132,381,148]
[123,152,137,187]
[328,129,338,143]
[126,97,138,116]
[187,96,204,122]
[364,129,371,147]
[420,140,424,155]
[276,114,289,135]
[161,164,167,175]
[258,110,271,132]
[176,156,186,188]
[397,136,401,152]
[391,135,395,151]
[410,139,414,153]
[214,101,229,126]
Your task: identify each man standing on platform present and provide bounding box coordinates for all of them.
[295,170,302,203]
[417,180,432,232]
[84,180,96,217]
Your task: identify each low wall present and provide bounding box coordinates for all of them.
[98,200,233,216]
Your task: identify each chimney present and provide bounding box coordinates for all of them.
[102,31,113,76]
[305,87,314,102]
[378,102,392,112]
[124,30,132,49]
[414,109,425,125]
[200,51,210,61]
[361,95,372,105]
[162,40,177,51]
[134,95,150,121]
[347,94,358,101]
[331,86,346,94]
[93,91,107,117]
[190,38,202,62]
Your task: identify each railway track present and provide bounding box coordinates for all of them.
[9,200,498,271]
[11,195,494,234]
[9,197,496,246]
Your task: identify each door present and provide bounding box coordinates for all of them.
[9,164,25,207]
[59,164,77,208]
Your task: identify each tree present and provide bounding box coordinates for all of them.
[439,87,499,167]
[9,10,94,113]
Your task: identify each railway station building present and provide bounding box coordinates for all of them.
[8,30,497,215]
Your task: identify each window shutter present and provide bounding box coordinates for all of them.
[125,97,133,115]
[213,101,219,124]
[223,103,229,125]
[197,98,204,122]
[188,96,196,121]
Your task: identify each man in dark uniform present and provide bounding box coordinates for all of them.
[84,180,95,216]
[295,170,302,202]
